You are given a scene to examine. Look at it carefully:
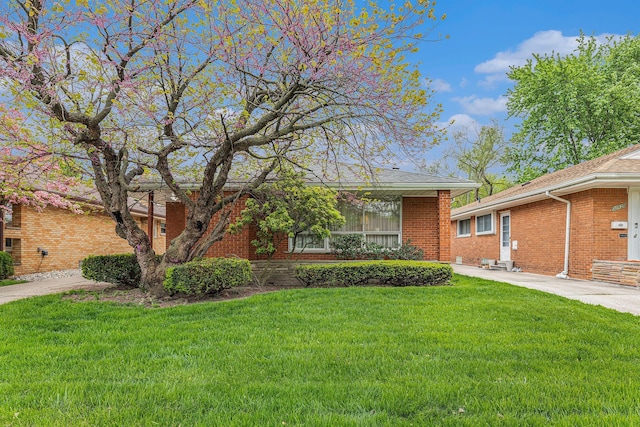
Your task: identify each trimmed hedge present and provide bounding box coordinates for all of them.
[295,261,453,288]
[0,251,14,280]
[81,254,143,286]
[163,257,252,296]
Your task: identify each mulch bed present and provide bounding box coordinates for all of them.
[64,283,305,308]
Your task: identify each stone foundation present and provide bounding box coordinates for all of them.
[592,260,640,287]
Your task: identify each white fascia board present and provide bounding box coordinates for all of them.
[451,173,640,220]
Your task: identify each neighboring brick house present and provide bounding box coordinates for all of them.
[1,198,166,276]
[164,167,478,263]
[451,144,640,284]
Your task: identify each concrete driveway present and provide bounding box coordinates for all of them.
[453,264,640,316]
[0,276,112,305]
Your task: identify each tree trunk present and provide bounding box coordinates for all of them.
[140,261,167,297]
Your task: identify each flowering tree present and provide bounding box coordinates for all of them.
[0,106,82,219]
[0,0,443,295]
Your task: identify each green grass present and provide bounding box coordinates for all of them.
[0,279,27,287]
[1,274,640,426]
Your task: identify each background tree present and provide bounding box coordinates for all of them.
[422,120,512,207]
[0,0,444,294]
[506,34,640,182]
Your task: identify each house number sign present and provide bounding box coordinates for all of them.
[611,203,627,212]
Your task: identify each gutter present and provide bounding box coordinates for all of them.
[546,191,571,279]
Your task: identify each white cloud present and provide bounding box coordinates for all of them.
[430,78,453,93]
[474,30,619,85]
[459,77,468,88]
[436,113,479,134]
[452,95,508,115]
[477,73,510,89]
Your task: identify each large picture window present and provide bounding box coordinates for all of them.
[290,197,402,252]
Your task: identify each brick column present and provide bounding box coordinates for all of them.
[165,202,186,251]
[437,190,451,262]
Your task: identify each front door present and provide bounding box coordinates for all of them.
[500,212,511,261]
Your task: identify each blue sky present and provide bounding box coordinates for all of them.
[409,0,640,171]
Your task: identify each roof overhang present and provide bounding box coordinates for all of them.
[451,173,640,219]
[134,180,480,202]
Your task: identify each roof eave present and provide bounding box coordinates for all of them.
[451,173,640,219]
[137,180,481,198]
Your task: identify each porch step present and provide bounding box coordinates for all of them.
[491,260,514,271]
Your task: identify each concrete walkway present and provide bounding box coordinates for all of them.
[0,275,111,305]
[453,264,640,316]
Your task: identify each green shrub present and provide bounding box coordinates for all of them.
[330,234,366,260]
[295,261,452,288]
[81,254,143,286]
[0,251,14,280]
[331,235,425,261]
[386,240,424,261]
[163,257,252,296]
[330,234,388,260]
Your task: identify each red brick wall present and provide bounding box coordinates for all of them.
[166,194,446,261]
[402,196,439,260]
[450,212,500,266]
[510,198,570,276]
[591,188,628,262]
[203,197,255,259]
[451,188,630,279]
[438,191,451,261]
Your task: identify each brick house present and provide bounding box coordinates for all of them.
[451,144,640,284]
[1,198,166,276]
[163,167,478,263]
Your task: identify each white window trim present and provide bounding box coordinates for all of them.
[457,218,471,238]
[475,212,496,236]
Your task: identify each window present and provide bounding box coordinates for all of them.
[155,221,166,238]
[4,238,20,264]
[290,197,402,252]
[457,219,471,237]
[476,213,494,235]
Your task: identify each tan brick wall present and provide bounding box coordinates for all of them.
[451,188,630,279]
[3,204,165,276]
[8,205,131,275]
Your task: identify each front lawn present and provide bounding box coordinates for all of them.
[1,275,639,426]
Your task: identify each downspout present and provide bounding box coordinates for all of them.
[545,191,571,279]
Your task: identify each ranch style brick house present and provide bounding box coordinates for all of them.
[451,144,640,285]
[1,197,166,276]
[162,167,478,263]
